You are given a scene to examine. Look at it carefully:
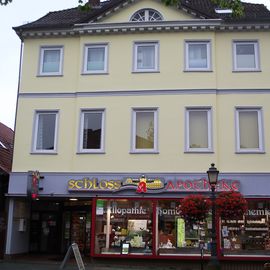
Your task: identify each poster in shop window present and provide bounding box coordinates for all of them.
[177,218,185,247]
[96,200,104,215]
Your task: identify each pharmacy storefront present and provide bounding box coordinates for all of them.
[6,172,270,260]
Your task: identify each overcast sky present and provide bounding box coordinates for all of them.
[0,0,269,130]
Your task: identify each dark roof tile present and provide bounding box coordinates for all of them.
[0,122,14,174]
[13,0,270,32]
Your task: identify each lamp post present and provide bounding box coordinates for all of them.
[207,163,220,270]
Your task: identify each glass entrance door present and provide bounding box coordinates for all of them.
[30,211,60,254]
[40,213,60,253]
[63,211,91,256]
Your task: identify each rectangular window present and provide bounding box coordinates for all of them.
[233,41,259,71]
[235,107,264,152]
[33,111,58,153]
[131,109,158,153]
[79,110,105,153]
[157,200,211,256]
[94,199,153,255]
[133,42,159,72]
[221,200,270,256]
[185,108,212,152]
[39,46,63,76]
[83,44,108,74]
[185,41,211,71]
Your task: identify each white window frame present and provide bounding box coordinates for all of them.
[133,42,159,73]
[38,46,64,76]
[233,41,260,71]
[185,107,213,152]
[32,110,59,154]
[131,108,158,153]
[83,44,108,74]
[235,107,264,153]
[78,109,105,153]
[184,41,211,71]
[130,9,164,21]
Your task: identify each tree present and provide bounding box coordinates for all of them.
[0,0,12,5]
[0,0,244,17]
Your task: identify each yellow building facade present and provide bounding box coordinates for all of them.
[6,0,270,265]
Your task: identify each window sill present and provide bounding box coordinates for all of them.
[77,151,105,154]
[36,74,63,77]
[130,150,159,154]
[235,150,265,154]
[132,70,160,74]
[184,69,212,72]
[81,72,109,75]
[30,151,58,155]
[184,150,214,153]
[232,69,261,73]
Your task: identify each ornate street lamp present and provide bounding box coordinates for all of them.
[207,163,220,270]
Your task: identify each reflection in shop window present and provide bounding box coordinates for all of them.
[157,200,211,255]
[221,200,270,256]
[95,199,153,255]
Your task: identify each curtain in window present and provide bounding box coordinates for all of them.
[236,44,256,68]
[36,113,56,150]
[136,111,154,149]
[189,111,208,148]
[137,45,155,69]
[42,50,60,73]
[87,47,105,71]
[188,44,207,68]
[83,112,102,149]
[239,111,259,149]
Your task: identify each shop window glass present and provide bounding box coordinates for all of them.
[221,200,270,256]
[94,199,153,255]
[157,200,211,255]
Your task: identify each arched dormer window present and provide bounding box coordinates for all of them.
[130,9,163,22]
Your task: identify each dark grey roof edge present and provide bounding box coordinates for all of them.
[13,0,270,36]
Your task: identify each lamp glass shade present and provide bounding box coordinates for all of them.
[207,164,219,185]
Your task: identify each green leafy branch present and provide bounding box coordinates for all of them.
[0,0,12,5]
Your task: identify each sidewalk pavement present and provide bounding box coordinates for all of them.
[0,259,198,270]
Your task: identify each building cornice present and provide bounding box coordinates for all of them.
[19,20,270,39]
[18,88,270,98]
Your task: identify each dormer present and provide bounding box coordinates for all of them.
[130,8,164,21]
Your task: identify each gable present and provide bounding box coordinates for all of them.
[99,0,197,23]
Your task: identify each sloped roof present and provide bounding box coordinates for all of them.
[0,122,14,174]
[13,0,270,32]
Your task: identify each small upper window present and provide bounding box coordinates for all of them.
[185,41,211,71]
[83,44,108,74]
[130,9,163,22]
[39,46,63,76]
[233,41,260,71]
[133,42,159,72]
